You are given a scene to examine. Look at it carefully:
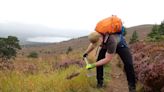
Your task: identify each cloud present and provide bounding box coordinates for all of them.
[0,0,163,30]
[27,36,71,43]
[0,22,88,38]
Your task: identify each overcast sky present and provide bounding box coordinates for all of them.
[0,0,164,35]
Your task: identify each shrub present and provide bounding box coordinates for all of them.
[0,36,21,62]
[130,42,164,92]
[66,46,73,54]
[28,51,38,58]
[129,30,139,44]
[148,20,164,41]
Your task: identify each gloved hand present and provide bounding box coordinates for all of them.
[86,63,96,70]
[83,53,88,58]
[83,53,88,60]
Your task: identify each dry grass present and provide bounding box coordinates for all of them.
[0,50,110,92]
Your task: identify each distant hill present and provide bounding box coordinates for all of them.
[21,24,153,55]
[0,22,88,45]
[21,36,89,54]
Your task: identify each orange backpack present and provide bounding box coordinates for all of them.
[95,15,122,34]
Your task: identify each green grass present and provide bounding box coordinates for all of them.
[0,65,110,92]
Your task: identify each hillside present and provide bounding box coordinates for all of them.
[20,24,153,55]
[20,36,89,56]
[1,24,164,92]
[126,24,153,41]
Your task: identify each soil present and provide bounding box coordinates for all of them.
[105,56,129,92]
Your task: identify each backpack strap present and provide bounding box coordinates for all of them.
[103,33,110,44]
[99,33,110,49]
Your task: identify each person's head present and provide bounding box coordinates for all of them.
[88,31,102,45]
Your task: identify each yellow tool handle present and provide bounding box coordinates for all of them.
[84,57,89,65]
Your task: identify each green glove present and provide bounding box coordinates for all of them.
[86,63,96,70]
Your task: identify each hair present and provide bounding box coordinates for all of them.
[88,31,101,44]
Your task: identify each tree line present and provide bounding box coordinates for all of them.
[129,20,164,44]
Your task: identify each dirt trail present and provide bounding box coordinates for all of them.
[105,56,129,92]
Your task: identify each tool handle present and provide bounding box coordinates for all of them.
[84,57,89,65]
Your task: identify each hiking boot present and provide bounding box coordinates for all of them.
[97,83,103,88]
[129,86,136,92]
[97,80,103,88]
